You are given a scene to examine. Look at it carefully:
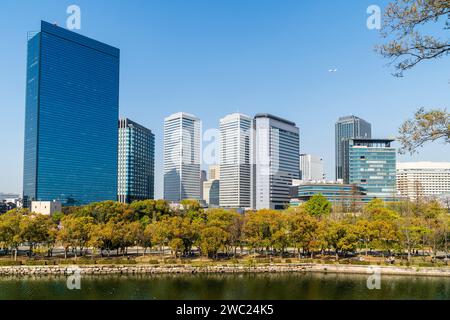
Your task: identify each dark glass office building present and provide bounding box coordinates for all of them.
[23,21,120,207]
[335,115,371,183]
[118,118,155,204]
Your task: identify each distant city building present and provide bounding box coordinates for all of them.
[0,193,19,201]
[397,162,450,201]
[164,112,201,201]
[335,116,371,183]
[349,139,397,201]
[290,180,367,207]
[220,113,252,208]
[208,165,220,181]
[203,179,220,207]
[118,119,155,204]
[200,170,207,201]
[30,200,62,216]
[300,154,325,181]
[0,200,17,214]
[253,114,300,210]
[23,21,120,207]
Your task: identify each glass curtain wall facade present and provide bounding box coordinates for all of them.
[349,139,397,201]
[335,116,371,183]
[118,119,155,204]
[23,21,120,207]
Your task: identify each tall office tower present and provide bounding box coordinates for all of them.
[219,113,252,208]
[397,162,450,201]
[349,139,396,201]
[117,119,155,204]
[200,170,207,200]
[253,114,300,210]
[300,154,325,181]
[23,21,120,207]
[208,165,220,180]
[164,112,201,202]
[335,116,371,183]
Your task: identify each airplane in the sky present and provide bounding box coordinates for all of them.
[328,68,338,73]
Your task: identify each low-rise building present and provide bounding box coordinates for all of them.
[397,162,450,201]
[290,180,367,207]
[30,201,62,216]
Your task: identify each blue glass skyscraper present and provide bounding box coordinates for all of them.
[23,21,120,206]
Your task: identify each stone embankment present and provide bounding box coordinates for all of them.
[1,264,450,277]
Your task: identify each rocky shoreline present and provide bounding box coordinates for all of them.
[1,263,450,277]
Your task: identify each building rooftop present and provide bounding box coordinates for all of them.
[254,113,296,127]
[40,21,120,58]
[119,118,153,134]
[397,162,450,170]
[164,112,200,122]
[220,113,252,122]
[350,138,395,147]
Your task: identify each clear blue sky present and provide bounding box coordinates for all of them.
[1,0,449,198]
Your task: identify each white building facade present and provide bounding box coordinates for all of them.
[397,162,450,200]
[253,114,300,210]
[164,112,202,202]
[219,113,252,208]
[300,154,324,181]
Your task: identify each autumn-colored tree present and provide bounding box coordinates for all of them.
[58,215,94,259]
[325,220,358,260]
[20,213,55,257]
[244,210,287,254]
[378,0,450,77]
[0,210,24,260]
[287,208,320,258]
[199,226,228,258]
[398,108,449,154]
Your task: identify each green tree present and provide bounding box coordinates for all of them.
[325,221,358,260]
[303,194,332,217]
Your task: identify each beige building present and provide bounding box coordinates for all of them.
[208,165,220,181]
[30,201,62,216]
[397,162,450,200]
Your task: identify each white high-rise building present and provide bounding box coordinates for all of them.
[397,162,450,200]
[219,113,252,208]
[253,114,300,210]
[164,112,201,202]
[300,154,324,181]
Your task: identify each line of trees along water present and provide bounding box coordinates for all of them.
[0,196,449,263]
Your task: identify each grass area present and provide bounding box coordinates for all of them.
[0,254,448,268]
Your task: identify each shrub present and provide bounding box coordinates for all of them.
[24,260,48,266]
[0,260,22,266]
[164,259,177,264]
[273,259,282,264]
